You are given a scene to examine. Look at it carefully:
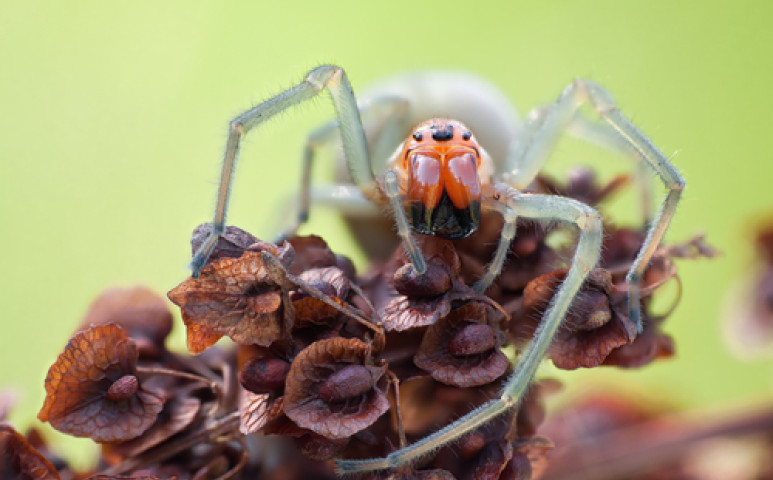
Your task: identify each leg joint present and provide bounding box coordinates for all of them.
[305,65,342,91]
[228,120,245,136]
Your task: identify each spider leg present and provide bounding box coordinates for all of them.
[503,79,684,332]
[335,186,602,474]
[277,95,411,242]
[190,65,374,278]
[384,170,427,274]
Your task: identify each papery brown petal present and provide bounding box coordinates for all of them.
[382,294,452,332]
[0,423,61,480]
[185,323,224,355]
[103,395,201,459]
[414,303,509,387]
[284,338,389,439]
[291,267,351,326]
[80,286,173,357]
[168,251,289,350]
[513,436,552,480]
[516,269,637,369]
[287,235,338,275]
[239,389,270,435]
[500,453,532,480]
[191,223,260,262]
[603,325,675,368]
[297,267,350,298]
[37,324,163,442]
[470,440,513,480]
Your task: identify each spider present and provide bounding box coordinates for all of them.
[189,65,684,474]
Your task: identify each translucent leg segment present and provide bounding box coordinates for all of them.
[190,65,373,278]
[278,96,410,242]
[335,186,603,474]
[504,79,684,332]
[384,170,426,275]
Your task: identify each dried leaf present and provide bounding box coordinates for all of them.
[38,324,164,442]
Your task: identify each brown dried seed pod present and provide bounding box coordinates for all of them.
[168,244,294,352]
[513,268,637,370]
[239,357,291,395]
[37,324,164,443]
[414,302,509,388]
[283,338,389,439]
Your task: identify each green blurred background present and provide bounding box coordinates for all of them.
[2,0,772,467]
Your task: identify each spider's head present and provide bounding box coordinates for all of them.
[398,119,484,239]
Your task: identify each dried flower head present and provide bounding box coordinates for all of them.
[168,242,294,352]
[283,338,389,439]
[414,302,509,388]
[38,324,164,442]
[515,268,637,369]
[379,237,490,331]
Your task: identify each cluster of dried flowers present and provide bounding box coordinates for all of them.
[4,169,725,480]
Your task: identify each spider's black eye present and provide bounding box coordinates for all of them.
[431,125,454,142]
[413,132,423,141]
[462,131,471,141]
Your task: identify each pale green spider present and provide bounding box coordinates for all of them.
[189,65,683,474]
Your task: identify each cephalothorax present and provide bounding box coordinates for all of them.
[189,65,684,474]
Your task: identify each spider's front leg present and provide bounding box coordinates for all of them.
[505,79,685,331]
[335,185,603,474]
[190,65,374,277]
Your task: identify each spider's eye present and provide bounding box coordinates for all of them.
[462,131,472,141]
[412,132,423,141]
